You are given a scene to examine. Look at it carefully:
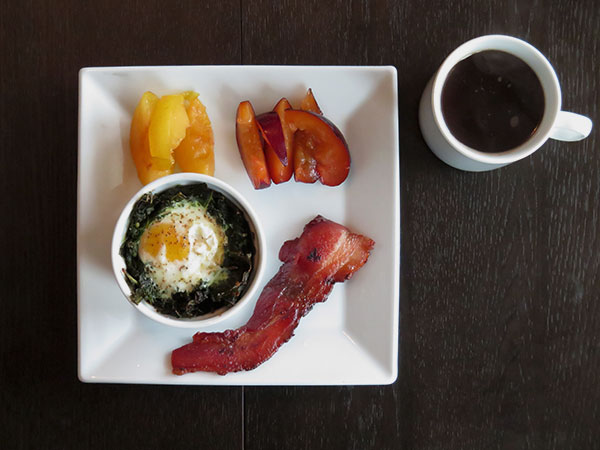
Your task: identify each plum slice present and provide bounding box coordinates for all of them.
[300,88,323,115]
[293,131,319,183]
[285,110,350,186]
[263,98,294,184]
[256,112,287,166]
[235,101,271,189]
[295,90,323,183]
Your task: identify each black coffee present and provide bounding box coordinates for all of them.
[441,50,545,153]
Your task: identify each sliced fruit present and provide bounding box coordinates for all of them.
[130,91,174,185]
[236,101,271,189]
[274,98,295,154]
[263,97,299,184]
[300,88,322,115]
[173,96,215,176]
[285,109,350,186]
[148,94,190,167]
[256,112,287,165]
[265,141,292,184]
[293,131,319,183]
[182,90,199,104]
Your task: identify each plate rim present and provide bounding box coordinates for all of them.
[77,64,400,386]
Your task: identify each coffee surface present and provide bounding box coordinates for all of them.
[441,50,545,153]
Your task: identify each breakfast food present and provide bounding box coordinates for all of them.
[235,89,351,189]
[119,183,255,318]
[148,94,190,163]
[171,216,374,375]
[265,98,295,184]
[130,91,214,185]
[174,93,215,175]
[287,110,350,186]
[235,101,271,189]
[257,112,287,165]
[130,92,173,185]
[299,88,322,114]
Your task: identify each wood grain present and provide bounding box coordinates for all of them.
[0,1,242,449]
[1,0,599,448]
[242,0,600,449]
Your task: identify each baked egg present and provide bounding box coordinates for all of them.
[138,203,227,295]
[119,182,256,319]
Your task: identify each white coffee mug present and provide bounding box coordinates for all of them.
[419,35,593,171]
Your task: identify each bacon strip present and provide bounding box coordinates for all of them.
[171,216,374,375]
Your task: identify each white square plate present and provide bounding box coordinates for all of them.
[78,65,399,385]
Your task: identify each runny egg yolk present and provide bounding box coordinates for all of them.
[139,223,189,262]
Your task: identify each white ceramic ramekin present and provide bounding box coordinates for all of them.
[111,173,266,328]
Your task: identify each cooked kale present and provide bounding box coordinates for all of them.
[119,183,255,318]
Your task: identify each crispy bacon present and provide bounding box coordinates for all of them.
[171,216,375,375]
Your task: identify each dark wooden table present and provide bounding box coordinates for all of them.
[2,0,599,448]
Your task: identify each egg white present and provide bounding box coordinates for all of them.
[138,203,226,295]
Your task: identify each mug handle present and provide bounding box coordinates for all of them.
[549,111,593,142]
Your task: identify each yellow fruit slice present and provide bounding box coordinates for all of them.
[130,91,174,185]
[148,94,190,166]
[173,97,215,176]
[182,91,199,104]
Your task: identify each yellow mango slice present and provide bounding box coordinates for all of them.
[173,97,215,176]
[148,94,190,164]
[130,91,174,185]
